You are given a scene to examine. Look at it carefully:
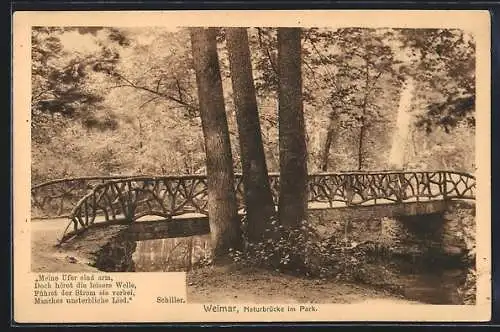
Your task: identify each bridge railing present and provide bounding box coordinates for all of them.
[57,170,474,242]
[31,174,271,219]
[307,171,476,206]
[31,175,142,218]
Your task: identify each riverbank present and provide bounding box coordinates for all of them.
[31,219,422,304]
[31,218,126,272]
[31,219,97,272]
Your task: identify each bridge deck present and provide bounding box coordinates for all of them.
[71,199,465,243]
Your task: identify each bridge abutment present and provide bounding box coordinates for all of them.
[308,200,475,264]
[384,213,445,258]
[441,200,476,257]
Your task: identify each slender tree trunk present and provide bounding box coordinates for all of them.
[226,28,275,241]
[320,131,334,172]
[358,60,370,171]
[357,114,366,171]
[189,28,241,258]
[320,110,339,172]
[277,28,308,228]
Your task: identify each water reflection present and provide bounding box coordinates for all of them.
[94,233,212,273]
[133,235,212,272]
[94,235,137,272]
[396,270,467,305]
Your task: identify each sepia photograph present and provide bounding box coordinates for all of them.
[14,10,491,323]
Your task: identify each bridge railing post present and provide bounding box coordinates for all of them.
[442,171,448,200]
[396,173,404,202]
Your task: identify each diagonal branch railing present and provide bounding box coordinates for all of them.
[31,171,475,243]
[31,175,140,219]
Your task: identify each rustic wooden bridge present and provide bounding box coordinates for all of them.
[31,171,475,243]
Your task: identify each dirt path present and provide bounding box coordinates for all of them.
[31,218,127,272]
[187,265,421,305]
[31,219,100,272]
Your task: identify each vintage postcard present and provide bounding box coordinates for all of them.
[13,10,491,323]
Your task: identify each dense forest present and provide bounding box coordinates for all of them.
[32,26,475,185]
[30,26,477,304]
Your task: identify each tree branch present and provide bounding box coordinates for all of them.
[155,77,163,93]
[365,70,383,100]
[110,72,199,113]
[257,28,278,76]
[302,58,324,91]
[175,77,184,101]
[302,30,342,93]
[138,95,162,109]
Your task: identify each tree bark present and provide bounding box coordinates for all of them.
[189,28,241,258]
[277,28,308,228]
[225,28,275,241]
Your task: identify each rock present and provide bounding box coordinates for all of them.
[443,245,463,256]
[66,256,78,264]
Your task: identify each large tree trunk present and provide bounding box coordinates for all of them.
[277,28,308,228]
[189,28,241,258]
[225,28,275,241]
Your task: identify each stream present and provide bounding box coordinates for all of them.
[93,232,471,305]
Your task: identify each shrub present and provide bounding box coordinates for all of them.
[228,216,391,281]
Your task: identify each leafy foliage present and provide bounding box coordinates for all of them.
[31,26,476,182]
[229,216,396,282]
[299,28,405,170]
[31,27,127,127]
[398,28,476,133]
